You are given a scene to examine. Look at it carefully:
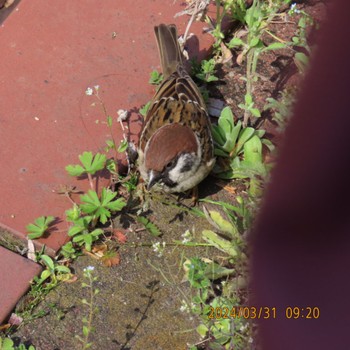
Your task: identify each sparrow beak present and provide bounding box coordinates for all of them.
[147,170,161,191]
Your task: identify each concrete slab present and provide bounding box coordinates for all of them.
[0,0,216,254]
[0,245,42,323]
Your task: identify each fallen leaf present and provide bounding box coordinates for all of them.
[0,323,11,331]
[236,51,245,66]
[83,244,108,259]
[101,250,120,267]
[222,184,237,195]
[214,180,237,195]
[62,274,78,284]
[83,249,99,259]
[53,184,81,195]
[27,239,36,261]
[219,42,233,63]
[92,244,107,255]
[113,229,127,244]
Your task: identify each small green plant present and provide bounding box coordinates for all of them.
[0,337,35,350]
[289,5,314,73]
[187,257,211,303]
[66,152,107,190]
[80,188,126,225]
[264,88,296,130]
[211,106,272,181]
[63,150,127,251]
[149,70,163,85]
[120,172,138,193]
[227,0,291,125]
[76,266,99,350]
[183,257,250,350]
[67,216,104,252]
[196,296,250,349]
[176,194,255,349]
[59,241,79,260]
[210,0,246,51]
[201,196,253,235]
[238,93,261,118]
[136,216,162,237]
[139,101,151,117]
[202,208,241,257]
[26,216,55,239]
[33,254,71,289]
[192,58,219,83]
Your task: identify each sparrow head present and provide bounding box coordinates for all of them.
[143,123,203,192]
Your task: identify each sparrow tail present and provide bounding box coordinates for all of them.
[154,24,183,78]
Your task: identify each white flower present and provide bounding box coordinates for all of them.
[179,305,187,312]
[94,85,100,91]
[152,241,166,257]
[117,109,129,122]
[179,300,189,312]
[84,266,95,271]
[181,229,192,244]
[248,337,253,344]
[239,323,248,332]
[152,242,161,253]
[290,3,301,14]
[182,230,191,238]
[85,87,93,96]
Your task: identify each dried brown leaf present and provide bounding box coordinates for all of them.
[113,229,127,244]
[101,250,120,267]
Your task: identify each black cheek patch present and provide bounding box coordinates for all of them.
[162,176,178,188]
[180,162,193,173]
[180,156,195,173]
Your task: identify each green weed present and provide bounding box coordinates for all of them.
[183,256,251,349]
[75,266,99,350]
[66,152,107,190]
[26,216,55,240]
[264,88,296,130]
[136,216,162,237]
[289,6,314,73]
[194,58,219,83]
[0,337,35,350]
[211,106,273,192]
[149,70,163,85]
[33,254,71,289]
[80,188,126,225]
[191,58,219,83]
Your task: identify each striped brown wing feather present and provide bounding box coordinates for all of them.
[139,24,213,162]
[140,78,213,162]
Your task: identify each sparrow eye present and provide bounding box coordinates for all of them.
[165,160,175,169]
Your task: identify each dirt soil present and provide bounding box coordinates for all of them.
[4,1,327,349]
[12,179,237,350]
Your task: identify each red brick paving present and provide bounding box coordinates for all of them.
[0,0,217,324]
[0,246,42,323]
[0,0,216,253]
